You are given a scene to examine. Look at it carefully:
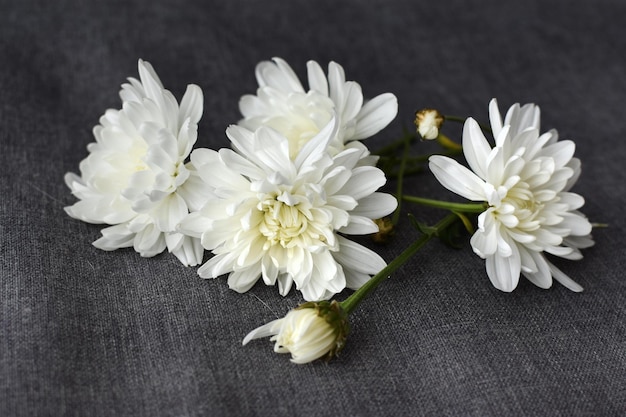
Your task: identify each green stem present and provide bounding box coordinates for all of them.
[443,115,467,124]
[391,133,411,225]
[445,114,492,134]
[380,148,464,179]
[341,213,458,315]
[402,195,486,213]
[379,147,462,165]
[373,132,417,156]
[385,166,424,179]
[436,133,462,151]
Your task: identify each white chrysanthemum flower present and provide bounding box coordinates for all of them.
[429,99,594,292]
[64,59,209,266]
[243,300,349,364]
[238,57,398,162]
[178,117,397,301]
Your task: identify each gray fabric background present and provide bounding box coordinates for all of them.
[1,0,625,416]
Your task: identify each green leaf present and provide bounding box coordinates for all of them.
[408,214,437,235]
[452,211,475,234]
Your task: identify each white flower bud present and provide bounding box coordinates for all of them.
[415,109,444,140]
[243,301,349,364]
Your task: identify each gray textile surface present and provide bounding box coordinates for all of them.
[1,0,625,416]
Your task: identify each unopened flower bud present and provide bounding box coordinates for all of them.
[243,300,349,364]
[371,217,395,244]
[415,109,444,140]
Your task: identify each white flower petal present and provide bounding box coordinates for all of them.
[93,224,135,250]
[333,236,386,276]
[153,193,188,232]
[339,81,364,123]
[256,58,304,92]
[470,212,498,257]
[558,192,585,211]
[352,93,398,140]
[306,60,328,96]
[348,193,398,219]
[228,267,262,293]
[486,146,506,186]
[522,250,552,289]
[429,155,487,201]
[327,61,346,106]
[338,166,386,201]
[294,116,336,171]
[564,234,595,249]
[463,118,492,179]
[242,319,283,346]
[488,98,503,139]
[559,212,592,236]
[170,235,204,267]
[548,260,583,292]
[178,84,203,126]
[485,246,521,292]
[540,140,576,170]
[133,223,167,257]
[277,274,294,296]
[339,216,379,235]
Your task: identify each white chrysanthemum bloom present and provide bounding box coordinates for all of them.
[178,117,397,301]
[243,301,349,364]
[238,57,398,162]
[429,99,594,292]
[415,108,444,140]
[64,59,209,266]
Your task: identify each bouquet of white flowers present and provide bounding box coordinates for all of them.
[65,58,596,364]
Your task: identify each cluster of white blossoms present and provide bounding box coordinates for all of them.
[65,58,398,301]
[65,59,596,364]
[429,99,594,292]
[181,58,399,301]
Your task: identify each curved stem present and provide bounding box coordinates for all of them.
[341,213,458,315]
[436,133,462,151]
[402,195,486,213]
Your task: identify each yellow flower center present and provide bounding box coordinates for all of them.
[257,193,330,250]
[260,200,309,248]
[496,183,544,231]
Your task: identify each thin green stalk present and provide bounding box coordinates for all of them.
[380,148,464,179]
[443,115,467,124]
[379,147,462,165]
[391,133,411,225]
[341,213,458,315]
[373,132,417,157]
[445,114,492,134]
[436,133,462,151]
[402,195,486,213]
[385,166,425,179]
